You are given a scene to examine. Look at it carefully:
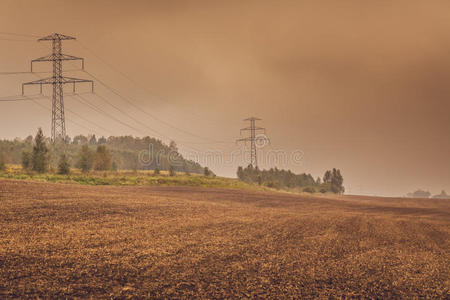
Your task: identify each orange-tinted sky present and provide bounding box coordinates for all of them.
[1,0,449,196]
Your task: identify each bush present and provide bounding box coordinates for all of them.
[204,167,211,177]
[93,145,112,171]
[264,181,281,189]
[169,165,176,177]
[154,168,160,175]
[319,188,327,193]
[303,187,315,193]
[57,154,71,175]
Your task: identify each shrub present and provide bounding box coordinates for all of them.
[57,154,71,175]
[154,168,160,175]
[264,181,281,189]
[169,165,176,176]
[303,187,315,193]
[204,167,211,177]
[93,145,112,171]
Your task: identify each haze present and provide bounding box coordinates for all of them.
[1,0,449,196]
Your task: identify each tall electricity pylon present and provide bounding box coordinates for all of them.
[22,33,94,142]
[236,117,268,168]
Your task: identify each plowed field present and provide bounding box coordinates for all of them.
[0,179,448,298]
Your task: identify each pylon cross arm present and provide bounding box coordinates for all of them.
[38,33,76,41]
[22,76,94,94]
[31,54,84,72]
[32,53,83,62]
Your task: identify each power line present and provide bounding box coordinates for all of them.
[0,37,35,42]
[82,93,204,152]
[29,68,206,152]
[0,96,46,102]
[75,40,210,120]
[89,92,222,151]
[82,69,228,143]
[24,95,102,135]
[0,69,82,75]
[39,94,114,135]
[0,31,40,38]
[72,93,150,137]
[69,42,233,145]
[0,71,46,75]
[7,32,227,154]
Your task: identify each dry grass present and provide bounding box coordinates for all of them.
[0,179,449,298]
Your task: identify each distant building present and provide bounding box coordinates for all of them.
[432,190,450,199]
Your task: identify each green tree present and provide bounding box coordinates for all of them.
[323,170,332,184]
[0,151,5,171]
[57,154,71,175]
[21,151,32,170]
[330,168,344,194]
[77,144,94,173]
[32,128,49,173]
[93,145,112,171]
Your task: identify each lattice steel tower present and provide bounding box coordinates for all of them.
[236,117,268,167]
[22,33,93,142]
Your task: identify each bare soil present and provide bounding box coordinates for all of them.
[0,179,449,298]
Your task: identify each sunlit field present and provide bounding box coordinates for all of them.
[0,179,448,298]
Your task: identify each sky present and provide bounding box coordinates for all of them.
[0,0,449,196]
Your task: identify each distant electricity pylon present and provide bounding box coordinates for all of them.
[22,33,94,142]
[236,117,269,168]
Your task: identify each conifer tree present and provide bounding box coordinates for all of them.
[32,128,49,173]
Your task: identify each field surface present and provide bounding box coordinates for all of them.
[0,179,449,298]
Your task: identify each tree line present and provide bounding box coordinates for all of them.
[0,129,204,174]
[237,165,345,194]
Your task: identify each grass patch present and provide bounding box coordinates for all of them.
[0,165,259,190]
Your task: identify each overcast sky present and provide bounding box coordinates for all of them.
[1,0,449,196]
